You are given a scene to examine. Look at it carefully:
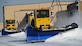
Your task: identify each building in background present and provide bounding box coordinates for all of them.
[3,2,73,30]
[0,22,3,31]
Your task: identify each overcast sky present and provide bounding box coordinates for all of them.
[1,0,76,5]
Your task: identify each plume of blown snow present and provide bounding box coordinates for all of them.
[46,9,82,42]
[45,28,82,42]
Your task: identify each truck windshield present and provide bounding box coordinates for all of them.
[6,20,15,24]
[37,10,49,18]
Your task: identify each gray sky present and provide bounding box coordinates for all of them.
[0,0,76,22]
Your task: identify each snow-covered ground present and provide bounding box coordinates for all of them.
[8,28,82,43]
[0,28,82,46]
[1,28,80,46]
[8,32,26,39]
[10,28,82,45]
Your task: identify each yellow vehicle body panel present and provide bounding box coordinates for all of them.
[29,15,34,25]
[5,18,16,30]
[36,18,50,29]
[6,24,16,30]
